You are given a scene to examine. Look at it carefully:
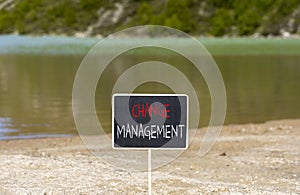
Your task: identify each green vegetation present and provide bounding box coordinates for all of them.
[136,0,196,32]
[0,0,300,36]
[0,0,108,35]
[210,8,233,36]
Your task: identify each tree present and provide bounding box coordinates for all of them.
[164,0,196,32]
[137,2,153,25]
[210,8,233,36]
[165,14,183,30]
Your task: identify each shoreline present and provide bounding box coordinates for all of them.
[0,118,299,194]
[1,35,300,56]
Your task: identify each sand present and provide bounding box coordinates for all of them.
[0,119,299,194]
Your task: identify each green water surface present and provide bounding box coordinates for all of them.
[0,36,299,139]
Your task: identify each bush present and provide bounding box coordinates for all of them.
[137,2,153,25]
[164,14,183,30]
[236,9,261,35]
[210,8,233,36]
[164,0,196,32]
[0,12,14,33]
[64,8,76,27]
[210,0,235,8]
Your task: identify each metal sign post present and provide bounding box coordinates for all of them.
[148,149,151,195]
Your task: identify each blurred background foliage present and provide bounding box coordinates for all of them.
[0,0,300,36]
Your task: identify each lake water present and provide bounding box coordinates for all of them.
[0,36,300,140]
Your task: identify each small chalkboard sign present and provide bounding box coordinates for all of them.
[112,94,188,149]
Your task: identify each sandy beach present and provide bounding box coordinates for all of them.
[0,119,299,194]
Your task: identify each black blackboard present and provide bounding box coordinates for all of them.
[112,94,188,149]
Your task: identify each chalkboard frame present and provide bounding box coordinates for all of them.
[112,94,189,150]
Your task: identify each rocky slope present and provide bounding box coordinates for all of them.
[0,0,300,37]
